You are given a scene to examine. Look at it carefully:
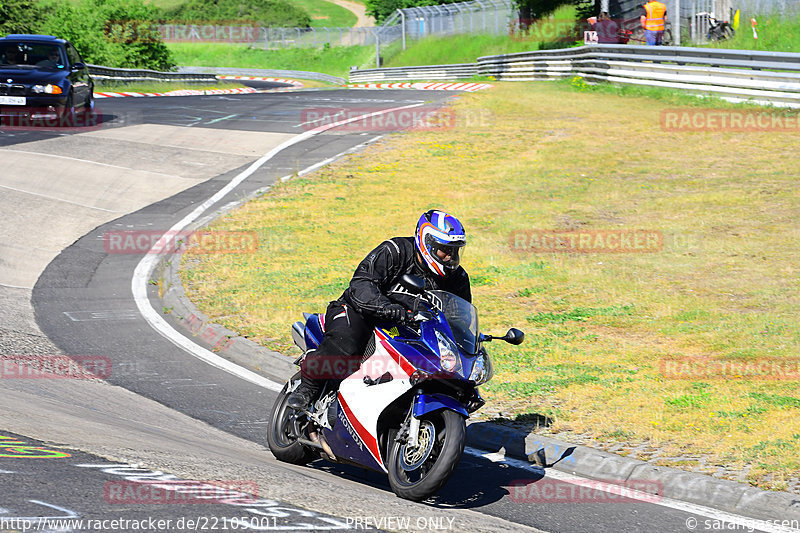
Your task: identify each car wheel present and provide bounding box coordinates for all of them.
[60,92,76,128]
[80,92,96,126]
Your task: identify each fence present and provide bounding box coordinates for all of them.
[151,0,516,51]
[381,0,516,48]
[733,0,800,16]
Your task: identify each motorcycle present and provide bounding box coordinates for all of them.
[267,274,524,501]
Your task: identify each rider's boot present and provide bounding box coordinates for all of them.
[287,376,321,410]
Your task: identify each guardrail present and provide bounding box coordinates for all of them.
[349,63,478,83]
[88,65,345,85]
[177,67,346,85]
[87,64,218,83]
[346,45,800,107]
[479,45,800,106]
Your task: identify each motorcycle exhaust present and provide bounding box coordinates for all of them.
[308,430,337,461]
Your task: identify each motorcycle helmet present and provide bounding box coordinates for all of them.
[415,210,466,277]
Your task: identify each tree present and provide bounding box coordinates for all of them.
[0,0,43,34]
[366,0,465,24]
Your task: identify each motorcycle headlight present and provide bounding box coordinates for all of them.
[469,351,494,385]
[435,330,461,374]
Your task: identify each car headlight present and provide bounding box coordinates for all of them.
[469,351,494,385]
[32,84,62,95]
[435,330,461,374]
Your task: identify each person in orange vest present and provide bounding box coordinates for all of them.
[640,1,668,45]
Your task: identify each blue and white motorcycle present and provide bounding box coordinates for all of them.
[267,275,524,501]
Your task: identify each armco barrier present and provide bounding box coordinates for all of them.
[349,63,478,83]
[88,65,344,85]
[177,66,346,85]
[346,45,800,107]
[88,64,217,83]
[477,45,800,107]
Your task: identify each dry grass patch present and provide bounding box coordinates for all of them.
[181,81,800,490]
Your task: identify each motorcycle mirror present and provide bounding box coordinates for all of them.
[502,328,525,345]
[400,274,426,294]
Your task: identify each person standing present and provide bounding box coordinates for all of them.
[596,12,620,44]
[640,1,667,45]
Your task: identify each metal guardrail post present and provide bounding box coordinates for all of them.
[400,10,407,50]
[475,0,487,32]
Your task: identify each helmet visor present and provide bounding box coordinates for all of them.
[430,240,464,270]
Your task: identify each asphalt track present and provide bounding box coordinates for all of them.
[1,86,792,533]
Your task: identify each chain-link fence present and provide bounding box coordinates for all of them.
[154,0,517,50]
[260,27,379,49]
[733,0,799,16]
[381,0,516,46]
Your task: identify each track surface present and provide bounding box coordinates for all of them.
[1,88,783,533]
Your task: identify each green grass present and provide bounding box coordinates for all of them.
[291,0,356,28]
[141,0,359,27]
[700,9,800,52]
[167,42,375,77]
[179,80,800,490]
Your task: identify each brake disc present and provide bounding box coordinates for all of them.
[399,420,436,471]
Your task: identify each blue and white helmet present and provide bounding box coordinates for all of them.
[415,210,466,277]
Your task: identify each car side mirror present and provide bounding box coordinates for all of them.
[400,274,426,294]
[71,62,85,71]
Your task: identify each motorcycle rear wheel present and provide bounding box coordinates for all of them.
[387,409,466,501]
[267,374,316,464]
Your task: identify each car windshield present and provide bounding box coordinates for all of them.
[428,290,479,355]
[0,43,64,69]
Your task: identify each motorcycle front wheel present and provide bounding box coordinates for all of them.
[387,409,466,501]
[267,373,316,464]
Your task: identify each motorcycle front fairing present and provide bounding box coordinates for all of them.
[324,296,482,472]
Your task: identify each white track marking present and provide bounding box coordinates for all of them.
[132,104,424,390]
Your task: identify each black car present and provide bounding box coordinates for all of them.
[0,34,94,125]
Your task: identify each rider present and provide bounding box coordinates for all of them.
[286,209,471,409]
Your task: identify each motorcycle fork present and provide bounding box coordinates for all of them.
[400,389,424,448]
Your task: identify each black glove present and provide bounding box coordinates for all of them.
[381,303,408,323]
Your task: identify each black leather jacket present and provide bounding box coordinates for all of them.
[339,237,471,318]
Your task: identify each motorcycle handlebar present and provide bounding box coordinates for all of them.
[377,308,418,325]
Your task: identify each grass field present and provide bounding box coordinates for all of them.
[701,9,800,52]
[140,0,358,27]
[167,42,376,77]
[179,79,800,491]
[291,0,357,28]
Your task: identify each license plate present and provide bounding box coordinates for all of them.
[0,96,26,105]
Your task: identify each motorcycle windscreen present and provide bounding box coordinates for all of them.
[428,290,479,355]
